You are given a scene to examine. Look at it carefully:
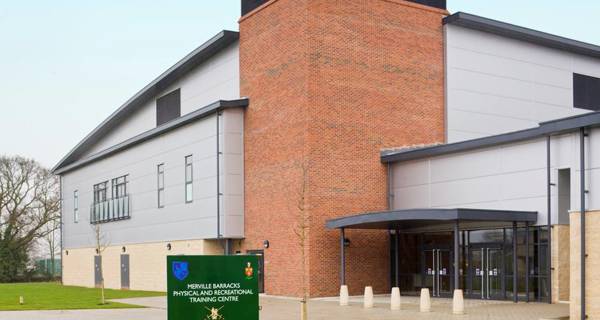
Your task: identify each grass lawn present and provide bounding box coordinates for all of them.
[0,282,166,311]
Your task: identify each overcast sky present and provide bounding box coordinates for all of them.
[1,1,599,169]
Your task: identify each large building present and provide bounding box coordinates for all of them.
[53,1,600,318]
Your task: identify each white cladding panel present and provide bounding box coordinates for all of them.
[445,25,597,142]
[391,127,600,226]
[219,108,244,237]
[82,42,240,157]
[61,109,244,249]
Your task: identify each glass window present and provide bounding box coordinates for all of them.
[93,181,108,203]
[469,229,504,244]
[185,155,193,203]
[157,164,165,208]
[73,190,79,223]
[111,175,128,198]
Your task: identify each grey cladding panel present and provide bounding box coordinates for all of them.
[156,89,181,126]
[444,12,600,59]
[574,73,600,111]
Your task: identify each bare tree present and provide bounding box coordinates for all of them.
[292,160,309,320]
[42,218,60,279]
[0,156,60,282]
[92,222,110,304]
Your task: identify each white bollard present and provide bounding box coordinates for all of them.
[452,289,465,315]
[390,287,401,310]
[363,286,374,309]
[339,285,349,306]
[420,288,431,312]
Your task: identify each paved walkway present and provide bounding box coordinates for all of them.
[0,295,569,320]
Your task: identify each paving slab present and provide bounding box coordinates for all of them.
[0,295,569,320]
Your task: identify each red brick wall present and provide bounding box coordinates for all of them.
[241,0,446,297]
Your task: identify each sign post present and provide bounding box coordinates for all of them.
[167,255,259,320]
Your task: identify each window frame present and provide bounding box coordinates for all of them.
[185,155,193,203]
[157,164,165,208]
[93,181,108,203]
[111,175,128,199]
[73,190,79,223]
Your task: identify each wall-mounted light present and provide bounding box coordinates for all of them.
[65,250,69,256]
[95,248,99,254]
[122,246,126,253]
[344,238,351,247]
[263,240,270,249]
[167,243,172,251]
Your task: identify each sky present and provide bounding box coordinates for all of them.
[0,1,599,169]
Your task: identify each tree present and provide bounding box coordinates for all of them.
[0,156,60,282]
[292,160,309,320]
[92,223,110,305]
[42,218,61,279]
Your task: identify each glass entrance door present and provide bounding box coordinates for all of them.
[487,248,503,299]
[424,249,452,297]
[469,246,504,299]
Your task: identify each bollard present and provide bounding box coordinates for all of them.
[452,289,465,315]
[363,286,374,309]
[390,287,401,310]
[339,285,349,306]
[420,288,431,312]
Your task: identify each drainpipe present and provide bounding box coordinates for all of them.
[59,176,63,284]
[216,111,223,247]
[546,136,552,304]
[580,127,587,320]
[387,163,393,210]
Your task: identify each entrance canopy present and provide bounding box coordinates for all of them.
[326,208,538,231]
[328,208,538,299]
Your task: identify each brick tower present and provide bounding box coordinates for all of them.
[240,0,447,297]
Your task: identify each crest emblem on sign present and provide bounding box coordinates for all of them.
[172,261,189,281]
[244,262,254,280]
[204,306,224,320]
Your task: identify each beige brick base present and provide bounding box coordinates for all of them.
[62,239,230,292]
[551,224,569,303]
[570,210,600,319]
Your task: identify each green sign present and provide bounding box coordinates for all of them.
[167,255,259,320]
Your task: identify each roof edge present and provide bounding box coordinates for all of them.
[53,30,239,173]
[326,208,538,229]
[52,98,248,175]
[381,111,600,163]
[444,12,600,59]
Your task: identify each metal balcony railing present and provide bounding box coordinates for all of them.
[90,195,130,224]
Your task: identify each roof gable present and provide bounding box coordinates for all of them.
[53,30,239,173]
